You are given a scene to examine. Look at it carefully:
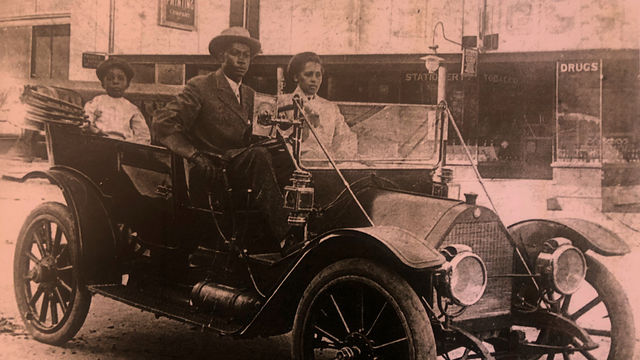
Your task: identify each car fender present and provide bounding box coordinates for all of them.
[343,226,446,269]
[14,166,119,284]
[507,218,630,260]
[239,225,445,337]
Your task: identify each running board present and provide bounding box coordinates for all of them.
[88,284,244,334]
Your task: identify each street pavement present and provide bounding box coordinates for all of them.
[0,157,639,359]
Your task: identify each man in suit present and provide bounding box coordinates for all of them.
[153,27,294,254]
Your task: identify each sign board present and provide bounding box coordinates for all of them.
[462,48,478,77]
[159,0,196,31]
[82,53,106,69]
[461,36,477,48]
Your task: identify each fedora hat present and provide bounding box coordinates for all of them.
[96,58,135,82]
[208,26,261,57]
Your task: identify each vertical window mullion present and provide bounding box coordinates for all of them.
[48,27,54,79]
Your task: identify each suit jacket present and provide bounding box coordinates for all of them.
[153,69,255,154]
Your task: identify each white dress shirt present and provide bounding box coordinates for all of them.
[83,95,150,144]
[277,86,357,159]
[224,73,242,103]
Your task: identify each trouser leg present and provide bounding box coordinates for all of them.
[227,146,292,242]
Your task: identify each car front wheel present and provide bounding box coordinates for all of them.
[291,258,436,360]
[520,254,635,359]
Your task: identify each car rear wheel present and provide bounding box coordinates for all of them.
[291,258,436,360]
[522,254,635,359]
[13,202,91,345]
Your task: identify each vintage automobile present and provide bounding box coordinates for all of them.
[9,72,635,360]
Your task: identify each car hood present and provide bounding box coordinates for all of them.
[367,189,467,245]
[311,186,480,245]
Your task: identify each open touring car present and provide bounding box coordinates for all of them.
[8,66,635,359]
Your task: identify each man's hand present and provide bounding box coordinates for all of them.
[188,151,218,182]
[80,122,107,136]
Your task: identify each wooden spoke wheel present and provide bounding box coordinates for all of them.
[13,202,91,345]
[292,258,436,360]
[521,255,635,360]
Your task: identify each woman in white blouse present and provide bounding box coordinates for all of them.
[279,52,357,160]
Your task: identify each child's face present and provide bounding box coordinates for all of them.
[102,67,129,98]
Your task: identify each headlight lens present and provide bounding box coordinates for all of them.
[552,246,586,294]
[450,253,487,305]
[536,239,586,295]
[440,245,487,306]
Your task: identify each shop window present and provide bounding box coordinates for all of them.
[602,59,639,163]
[130,63,156,84]
[157,63,185,85]
[555,59,602,164]
[476,61,554,179]
[229,0,260,40]
[0,26,31,79]
[31,24,70,80]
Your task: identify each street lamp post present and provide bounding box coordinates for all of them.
[421,50,447,104]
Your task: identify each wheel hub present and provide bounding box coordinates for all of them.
[29,256,57,284]
[335,332,374,359]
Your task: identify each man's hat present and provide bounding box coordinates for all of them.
[96,58,135,82]
[208,26,261,57]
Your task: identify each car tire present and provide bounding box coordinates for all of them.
[13,202,91,345]
[291,258,436,360]
[521,254,635,360]
[579,254,635,360]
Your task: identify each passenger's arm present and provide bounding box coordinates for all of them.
[81,98,106,135]
[83,98,97,124]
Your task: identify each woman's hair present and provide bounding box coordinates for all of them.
[286,52,323,83]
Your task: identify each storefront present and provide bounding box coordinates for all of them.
[553,53,639,212]
[115,48,638,201]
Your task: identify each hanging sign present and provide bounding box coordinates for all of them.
[82,53,106,69]
[462,48,478,77]
[159,0,196,31]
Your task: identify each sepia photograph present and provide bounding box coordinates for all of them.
[0,0,638,359]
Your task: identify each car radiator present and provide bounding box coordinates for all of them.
[441,221,513,321]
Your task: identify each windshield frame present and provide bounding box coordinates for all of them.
[300,100,444,170]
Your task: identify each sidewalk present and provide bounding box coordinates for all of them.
[0,156,49,178]
[0,157,63,248]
